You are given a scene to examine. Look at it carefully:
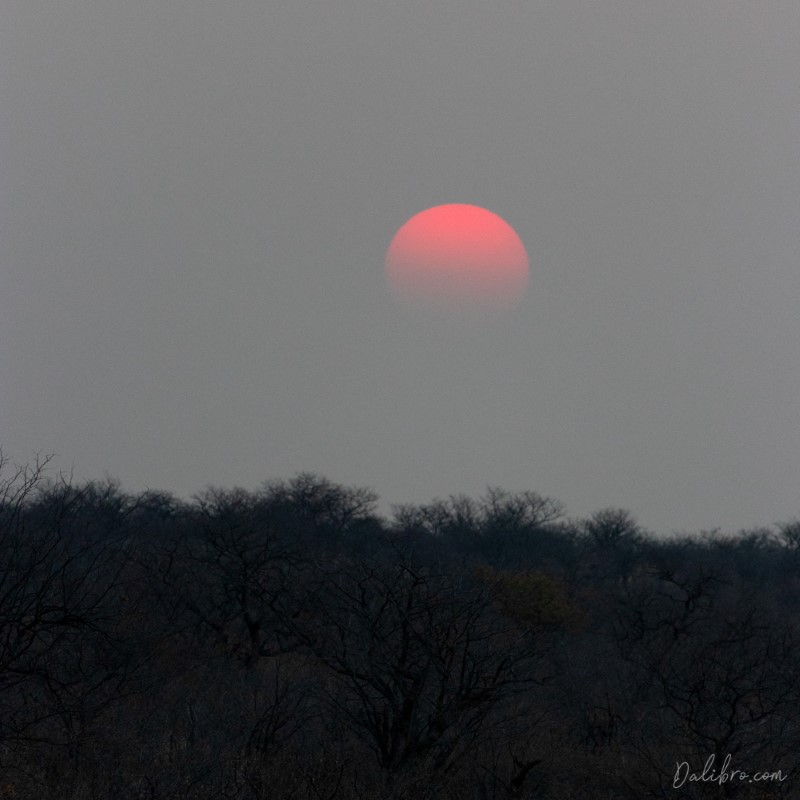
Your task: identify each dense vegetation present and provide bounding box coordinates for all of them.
[1,453,798,799]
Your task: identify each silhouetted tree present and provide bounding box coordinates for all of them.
[292,551,553,795]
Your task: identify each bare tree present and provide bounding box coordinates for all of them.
[292,551,553,795]
[604,569,800,798]
[0,455,154,794]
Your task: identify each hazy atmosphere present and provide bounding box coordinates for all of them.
[3,1,800,534]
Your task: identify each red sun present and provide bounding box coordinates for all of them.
[385,204,529,311]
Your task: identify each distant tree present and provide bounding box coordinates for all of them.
[579,507,644,585]
[262,472,380,542]
[778,519,800,552]
[478,488,566,565]
[391,489,566,566]
[391,494,482,549]
[583,507,641,548]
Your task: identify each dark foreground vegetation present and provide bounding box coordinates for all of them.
[1,454,799,799]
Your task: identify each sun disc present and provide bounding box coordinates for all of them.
[385,204,529,311]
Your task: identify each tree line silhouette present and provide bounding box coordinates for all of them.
[1,452,799,799]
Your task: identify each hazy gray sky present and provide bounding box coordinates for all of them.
[3,1,800,534]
